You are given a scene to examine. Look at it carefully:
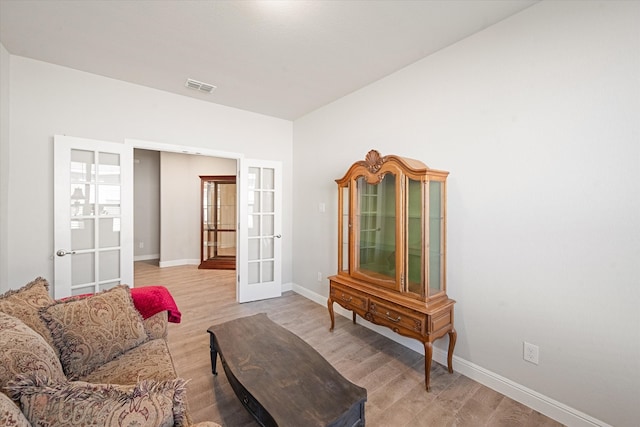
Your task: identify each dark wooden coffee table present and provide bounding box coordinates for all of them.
[208,313,367,427]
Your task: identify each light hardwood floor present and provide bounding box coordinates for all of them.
[134,261,564,427]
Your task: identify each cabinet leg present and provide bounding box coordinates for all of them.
[327,298,335,332]
[352,311,356,324]
[424,342,433,392]
[447,328,457,374]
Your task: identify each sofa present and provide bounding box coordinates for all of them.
[0,277,220,427]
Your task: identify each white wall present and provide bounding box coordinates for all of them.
[3,56,293,289]
[0,43,9,292]
[133,149,160,260]
[159,152,236,266]
[292,2,639,426]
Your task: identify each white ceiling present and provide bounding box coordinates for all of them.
[0,0,538,120]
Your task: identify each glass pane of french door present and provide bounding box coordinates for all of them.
[248,166,275,284]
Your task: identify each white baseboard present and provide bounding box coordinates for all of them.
[158,259,200,268]
[281,282,293,292]
[290,283,609,427]
[134,254,160,262]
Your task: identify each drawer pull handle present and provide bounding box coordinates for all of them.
[385,311,401,323]
[341,294,353,303]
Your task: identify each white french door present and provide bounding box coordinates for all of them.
[237,159,282,303]
[53,135,133,299]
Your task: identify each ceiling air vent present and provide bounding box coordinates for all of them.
[185,78,216,94]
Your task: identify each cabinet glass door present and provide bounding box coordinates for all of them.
[338,184,350,274]
[354,174,397,288]
[406,177,424,297]
[428,180,445,297]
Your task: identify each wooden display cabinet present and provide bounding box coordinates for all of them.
[327,150,456,391]
[199,175,237,270]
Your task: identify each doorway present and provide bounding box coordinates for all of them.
[133,149,237,268]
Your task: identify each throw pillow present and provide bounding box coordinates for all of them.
[6,374,189,427]
[40,285,148,379]
[0,277,57,353]
[0,392,30,427]
[0,312,66,392]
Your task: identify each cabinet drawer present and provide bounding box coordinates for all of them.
[430,308,453,334]
[368,299,425,335]
[330,285,368,311]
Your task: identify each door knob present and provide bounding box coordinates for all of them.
[56,249,76,257]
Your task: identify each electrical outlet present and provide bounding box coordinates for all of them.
[523,342,539,365]
[317,272,322,282]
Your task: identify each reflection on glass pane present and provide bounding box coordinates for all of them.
[356,175,396,280]
[263,191,274,213]
[99,281,120,292]
[99,218,120,248]
[99,205,121,216]
[98,152,120,184]
[429,181,441,219]
[100,250,119,281]
[248,168,260,190]
[72,285,95,296]
[71,150,95,183]
[220,206,236,228]
[408,254,422,295]
[262,215,274,236]
[407,178,423,294]
[428,181,443,296]
[72,253,94,286]
[262,237,274,258]
[429,253,441,295]
[341,186,349,272]
[248,215,260,237]
[98,185,121,215]
[248,238,260,261]
[248,191,260,213]
[262,260,274,282]
[71,219,94,250]
[263,168,274,190]
[217,231,236,256]
[248,262,260,284]
[71,184,95,216]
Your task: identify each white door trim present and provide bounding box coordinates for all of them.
[125,139,243,161]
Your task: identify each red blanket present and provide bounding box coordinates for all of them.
[130,286,181,323]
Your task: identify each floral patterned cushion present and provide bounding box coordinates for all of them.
[40,285,149,379]
[0,312,66,393]
[80,338,178,385]
[143,310,169,340]
[0,277,57,355]
[0,392,30,427]
[6,375,189,427]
